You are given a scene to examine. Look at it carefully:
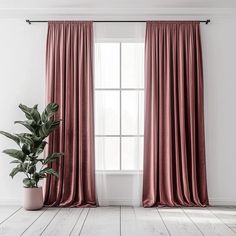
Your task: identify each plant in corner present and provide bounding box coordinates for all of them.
[0,103,63,210]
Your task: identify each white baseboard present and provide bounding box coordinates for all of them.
[99,199,236,206]
[0,198,235,207]
[98,199,142,206]
[209,198,236,206]
[0,200,21,206]
[100,198,236,206]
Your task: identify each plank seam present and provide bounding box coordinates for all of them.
[78,208,90,236]
[69,208,84,236]
[181,208,205,236]
[20,208,48,236]
[39,208,62,236]
[156,208,171,236]
[0,207,22,225]
[207,207,236,235]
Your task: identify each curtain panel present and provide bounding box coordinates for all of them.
[44,21,97,207]
[143,21,209,207]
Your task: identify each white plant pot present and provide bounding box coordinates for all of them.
[22,187,43,210]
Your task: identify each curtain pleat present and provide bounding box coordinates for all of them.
[143,21,208,207]
[44,21,97,207]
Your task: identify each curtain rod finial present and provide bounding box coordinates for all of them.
[26,19,31,24]
[206,19,210,24]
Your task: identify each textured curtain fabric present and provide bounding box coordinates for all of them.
[44,21,97,207]
[143,21,208,207]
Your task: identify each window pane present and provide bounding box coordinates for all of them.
[121,137,143,170]
[95,43,120,88]
[121,91,144,135]
[121,43,144,88]
[95,91,120,135]
[96,137,120,170]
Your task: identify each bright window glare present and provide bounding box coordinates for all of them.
[95,42,144,171]
[96,137,120,170]
[122,91,144,135]
[95,43,120,88]
[122,137,144,170]
[122,43,144,88]
[95,91,120,135]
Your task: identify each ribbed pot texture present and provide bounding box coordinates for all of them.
[22,187,43,210]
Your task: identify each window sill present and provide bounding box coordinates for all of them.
[96,170,143,175]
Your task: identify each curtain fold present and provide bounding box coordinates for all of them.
[143,21,208,207]
[44,21,97,207]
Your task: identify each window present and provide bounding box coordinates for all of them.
[95,42,144,171]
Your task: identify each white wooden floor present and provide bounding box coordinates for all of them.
[0,206,236,236]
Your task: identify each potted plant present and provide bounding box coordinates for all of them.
[0,103,63,210]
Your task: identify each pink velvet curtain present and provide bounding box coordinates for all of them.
[44,21,97,207]
[143,21,208,207]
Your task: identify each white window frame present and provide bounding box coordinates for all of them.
[94,41,144,172]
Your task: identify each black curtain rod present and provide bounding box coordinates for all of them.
[26,19,211,24]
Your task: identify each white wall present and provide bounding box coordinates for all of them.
[202,17,236,205]
[0,19,47,204]
[0,16,235,205]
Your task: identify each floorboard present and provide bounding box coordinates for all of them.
[0,206,20,224]
[80,207,120,236]
[231,227,236,233]
[209,206,236,228]
[183,207,236,236]
[40,208,83,236]
[0,206,236,236]
[0,207,45,236]
[70,208,89,236]
[158,208,202,236]
[21,208,60,236]
[121,206,170,236]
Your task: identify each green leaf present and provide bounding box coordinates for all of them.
[19,163,27,171]
[15,133,34,146]
[23,178,37,188]
[35,141,47,155]
[30,108,41,124]
[37,158,45,163]
[10,167,20,178]
[32,173,40,183]
[32,135,42,142]
[0,131,20,145]
[39,120,61,138]
[27,165,36,174]
[42,103,59,123]
[39,173,46,178]
[40,167,59,178]
[18,104,32,120]
[22,144,31,155]
[44,152,63,164]
[32,172,45,183]
[9,164,26,178]
[10,160,22,164]
[3,149,26,161]
[19,104,41,124]
[14,121,36,133]
[31,136,43,150]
